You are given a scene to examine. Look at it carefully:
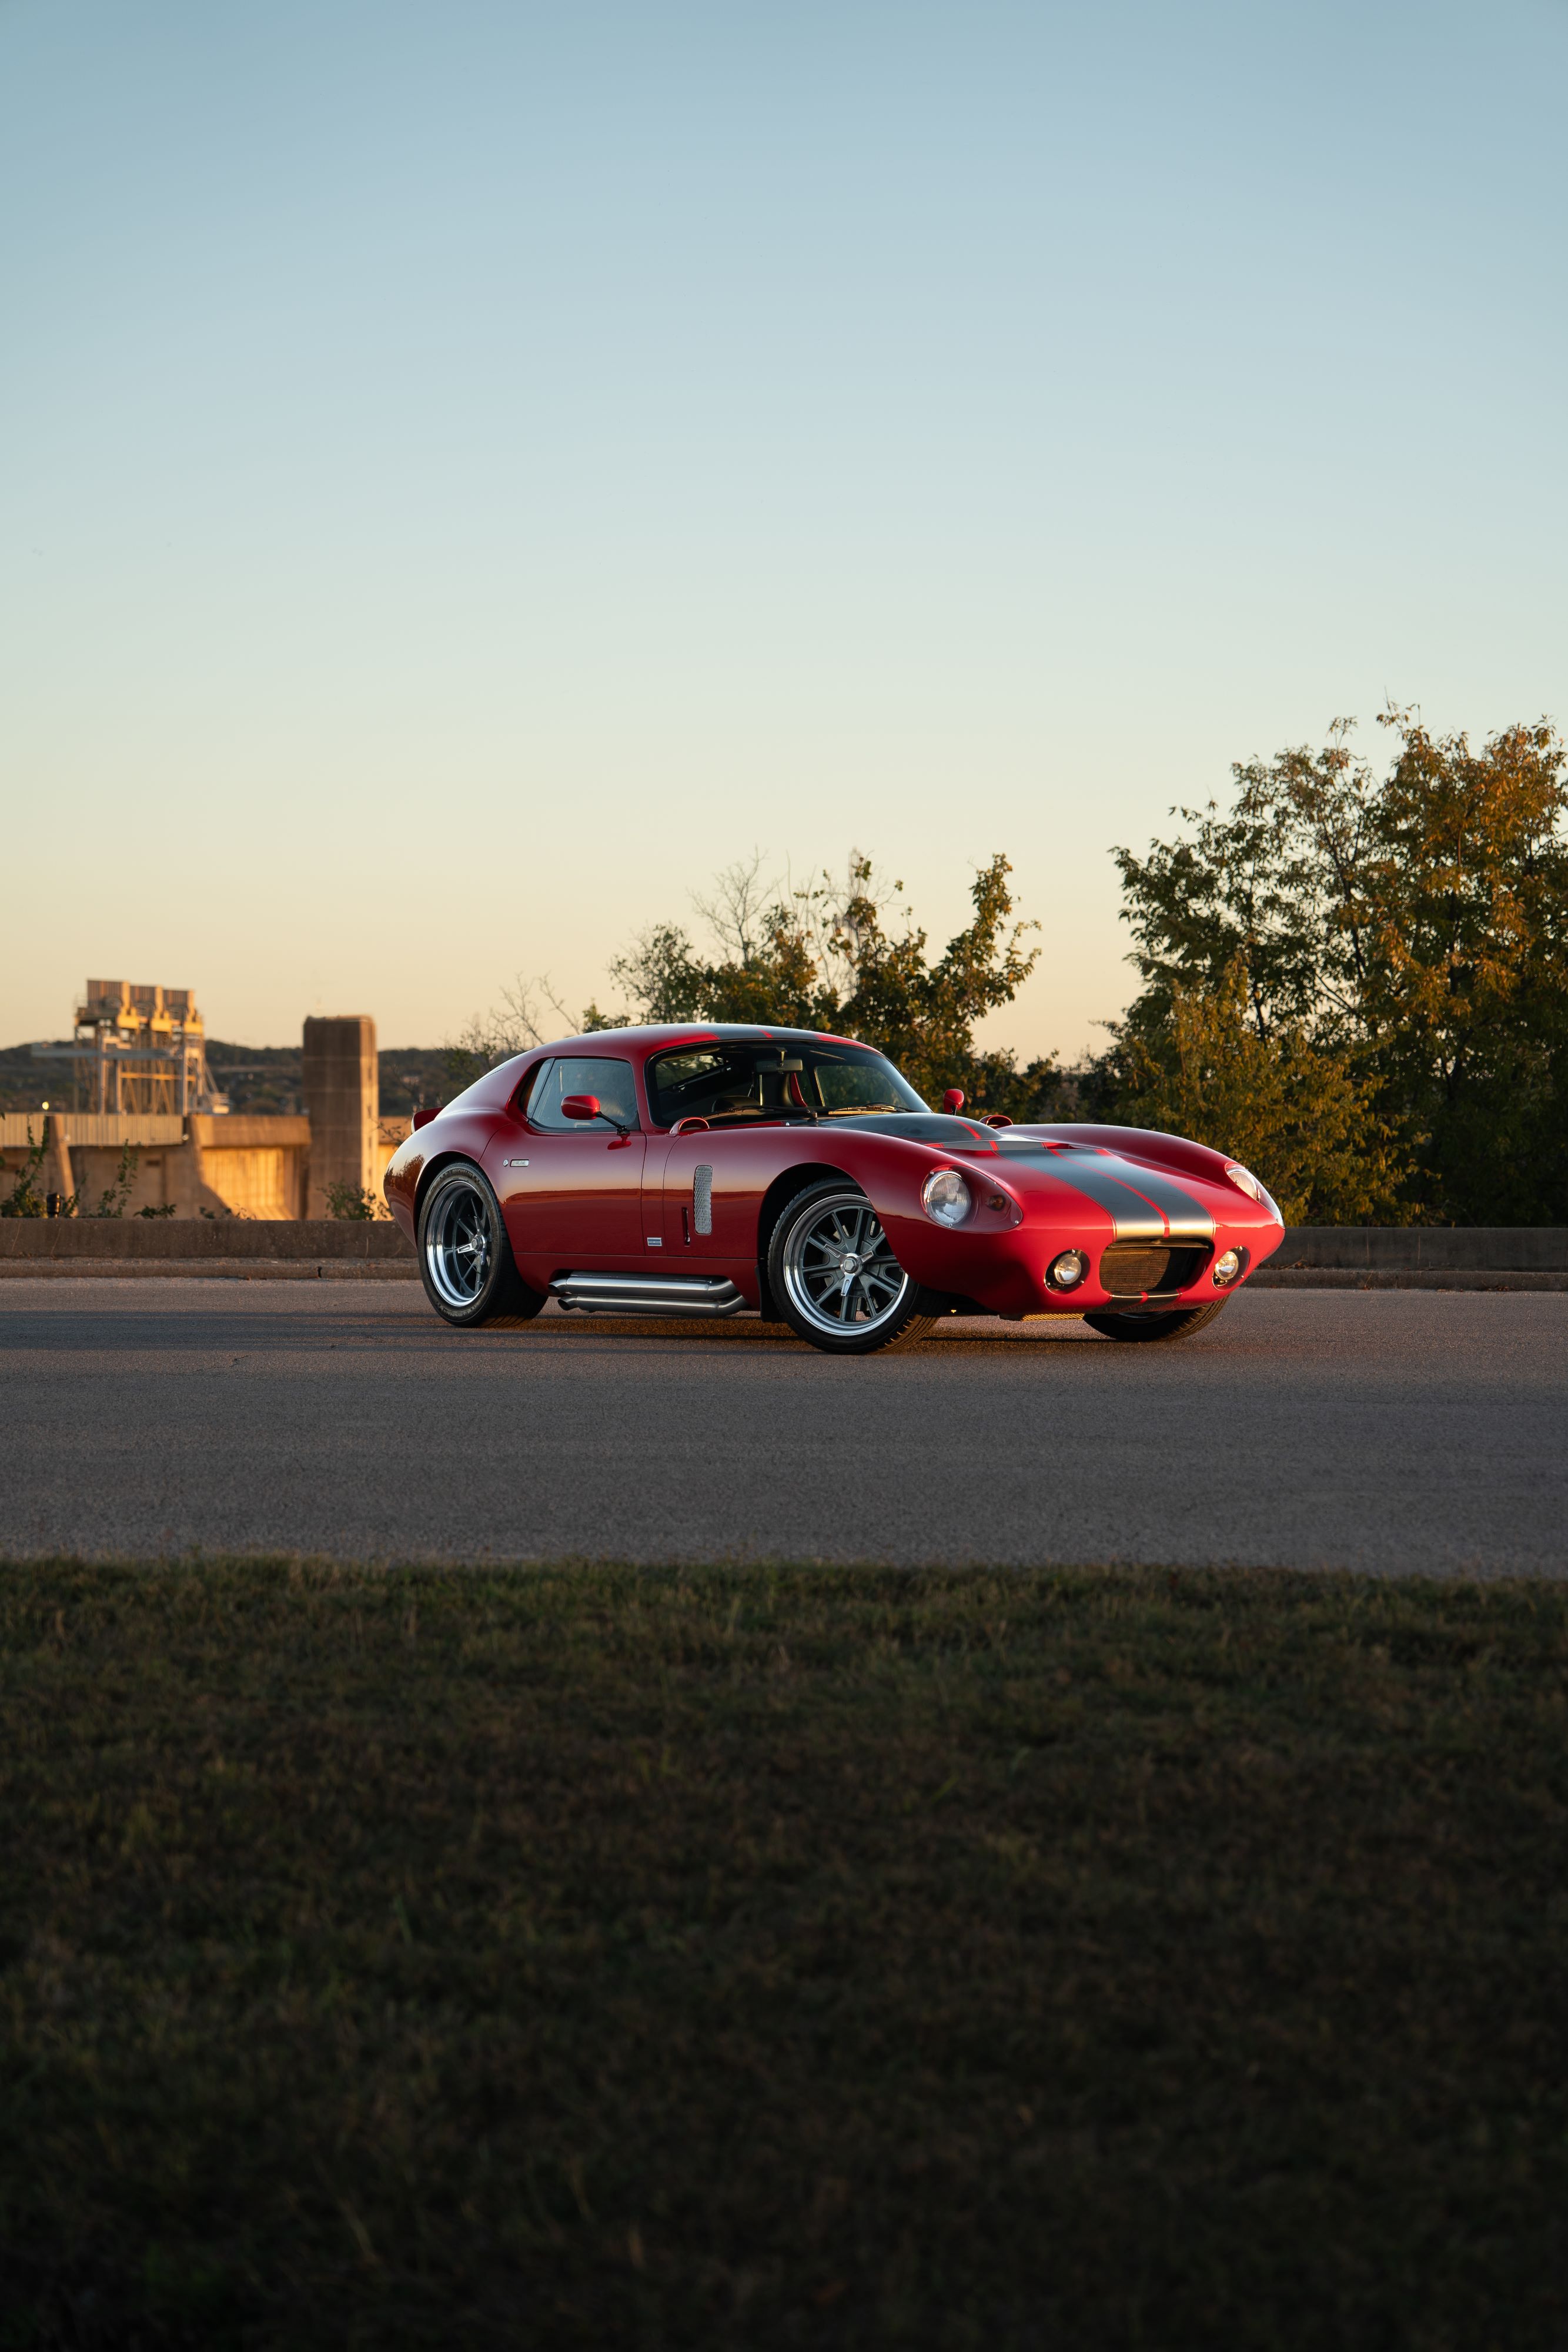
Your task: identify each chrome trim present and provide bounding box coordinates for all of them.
[550,1271,745,1318]
[693,1162,713,1236]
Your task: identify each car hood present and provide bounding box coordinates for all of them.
[989,1135,1233,1240]
[830,1113,1272,1240]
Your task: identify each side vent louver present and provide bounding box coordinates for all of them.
[693,1164,713,1237]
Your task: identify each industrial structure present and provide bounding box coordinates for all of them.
[30,981,229,1115]
[4,1003,404,1219]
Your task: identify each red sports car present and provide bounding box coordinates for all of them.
[384,1024,1284,1354]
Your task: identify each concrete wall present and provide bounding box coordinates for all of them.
[1,1106,406,1220]
[1275,1227,1568,1269]
[0,1217,413,1261]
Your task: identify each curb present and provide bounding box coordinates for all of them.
[1249,1269,1568,1292]
[2,1264,1564,1293]
[0,1260,419,1282]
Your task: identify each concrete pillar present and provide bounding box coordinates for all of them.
[302,1017,379,1217]
[41,1117,75,1209]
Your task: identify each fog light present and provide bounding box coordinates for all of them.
[1048,1249,1088,1290]
[1212,1248,1243,1287]
[921,1168,972,1227]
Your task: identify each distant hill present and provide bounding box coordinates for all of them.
[0,1041,462,1117]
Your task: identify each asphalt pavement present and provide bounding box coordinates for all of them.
[1,1281,1564,1573]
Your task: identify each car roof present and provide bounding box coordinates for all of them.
[530,1023,867,1055]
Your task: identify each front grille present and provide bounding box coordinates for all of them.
[1099,1240,1212,1297]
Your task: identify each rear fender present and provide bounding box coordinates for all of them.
[387,1114,506,1242]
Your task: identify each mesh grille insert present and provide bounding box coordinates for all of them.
[1099,1240,1211,1297]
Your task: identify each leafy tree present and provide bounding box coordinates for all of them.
[1359,716,1568,1222]
[611,853,1054,1110]
[1106,966,1407,1224]
[1109,711,1568,1221]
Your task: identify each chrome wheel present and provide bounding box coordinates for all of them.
[780,1189,912,1338]
[424,1176,493,1310]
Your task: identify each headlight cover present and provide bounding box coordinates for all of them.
[921,1168,972,1227]
[1224,1161,1282,1220]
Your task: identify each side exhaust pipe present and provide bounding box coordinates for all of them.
[550,1271,747,1318]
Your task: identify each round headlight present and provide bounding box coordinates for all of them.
[1048,1248,1088,1290]
[1212,1248,1243,1287]
[1224,1162,1281,1219]
[921,1168,972,1227]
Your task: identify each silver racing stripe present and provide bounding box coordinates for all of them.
[995,1140,1215,1240]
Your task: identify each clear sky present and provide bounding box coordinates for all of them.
[4,0,1565,1058]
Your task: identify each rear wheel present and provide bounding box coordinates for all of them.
[417,1162,544,1328]
[768,1181,936,1355]
[1082,1297,1231,1343]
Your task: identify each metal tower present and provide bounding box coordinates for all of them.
[31,982,229,1115]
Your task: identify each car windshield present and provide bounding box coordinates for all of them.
[645,1041,925,1128]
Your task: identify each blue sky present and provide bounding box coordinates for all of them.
[4,0,1564,1056]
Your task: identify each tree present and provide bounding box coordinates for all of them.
[442,974,626,1094]
[1108,711,1568,1221]
[1106,965,1408,1224]
[610,853,1055,1111]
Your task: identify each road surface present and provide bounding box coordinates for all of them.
[2,1281,1563,1573]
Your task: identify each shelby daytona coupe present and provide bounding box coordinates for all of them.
[385,1025,1284,1355]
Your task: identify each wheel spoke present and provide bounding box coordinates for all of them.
[781,1191,910,1341]
[424,1182,500,1311]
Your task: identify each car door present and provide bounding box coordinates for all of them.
[494,1055,647,1276]
[657,1127,767,1271]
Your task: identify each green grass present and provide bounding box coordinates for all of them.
[1,1563,1566,2351]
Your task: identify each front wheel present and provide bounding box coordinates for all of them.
[768,1181,936,1355]
[417,1162,544,1328]
[1082,1297,1231,1344]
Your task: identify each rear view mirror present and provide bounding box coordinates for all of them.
[942,1088,965,1114]
[561,1094,601,1122]
[412,1106,439,1131]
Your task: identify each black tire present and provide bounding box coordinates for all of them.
[1082,1297,1231,1344]
[767,1180,936,1355]
[416,1162,545,1329]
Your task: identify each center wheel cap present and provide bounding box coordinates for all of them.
[840,1252,862,1274]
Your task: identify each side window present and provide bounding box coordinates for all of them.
[646,1048,757,1125]
[527,1057,641,1132]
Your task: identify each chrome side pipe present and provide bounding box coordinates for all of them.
[550,1272,747,1318]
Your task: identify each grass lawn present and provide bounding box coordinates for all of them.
[1,1562,1565,2350]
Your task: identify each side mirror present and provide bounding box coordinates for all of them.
[412,1106,439,1131]
[561,1094,601,1122]
[942,1088,965,1114]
